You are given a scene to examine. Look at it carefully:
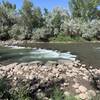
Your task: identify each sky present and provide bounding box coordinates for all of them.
[0,0,99,12]
[0,0,69,11]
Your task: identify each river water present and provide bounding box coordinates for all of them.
[0,43,100,67]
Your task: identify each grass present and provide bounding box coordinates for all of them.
[49,34,85,42]
[50,86,79,100]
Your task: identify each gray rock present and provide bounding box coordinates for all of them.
[79,86,87,93]
[72,83,80,89]
[75,89,80,94]
[87,90,96,97]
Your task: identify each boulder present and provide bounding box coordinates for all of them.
[72,83,80,89]
[87,90,96,97]
[79,86,87,93]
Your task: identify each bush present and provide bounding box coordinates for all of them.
[32,27,52,41]
[10,85,31,100]
[49,33,84,42]
[50,86,79,100]
[0,76,11,99]
[50,87,64,100]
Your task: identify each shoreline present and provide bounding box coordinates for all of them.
[0,40,100,46]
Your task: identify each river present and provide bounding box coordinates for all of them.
[0,42,100,68]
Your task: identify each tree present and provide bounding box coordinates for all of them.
[20,0,43,39]
[69,0,100,21]
[0,0,16,40]
[20,0,34,39]
[52,8,62,32]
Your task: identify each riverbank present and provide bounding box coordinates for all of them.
[0,60,100,100]
[0,40,100,47]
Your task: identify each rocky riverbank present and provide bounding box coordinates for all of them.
[0,60,100,100]
[0,40,100,47]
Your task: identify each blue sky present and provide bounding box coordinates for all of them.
[0,0,99,12]
[0,0,69,11]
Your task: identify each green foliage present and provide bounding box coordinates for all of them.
[49,33,84,42]
[44,7,69,36]
[10,86,31,100]
[0,0,16,40]
[0,77,32,100]
[50,87,79,100]
[65,96,78,100]
[0,0,100,41]
[61,18,83,36]
[32,27,52,41]
[0,77,100,100]
[21,0,43,32]
[81,19,100,40]
[50,87,64,100]
[69,0,100,21]
[0,76,11,99]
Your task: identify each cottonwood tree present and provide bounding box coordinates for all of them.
[20,0,43,40]
[0,0,16,40]
[69,0,100,21]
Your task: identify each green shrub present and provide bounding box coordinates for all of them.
[32,27,52,41]
[10,86,31,100]
[50,86,79,100]
[50,86,64,100]
[49,33,84,42]
[0,76,11,99]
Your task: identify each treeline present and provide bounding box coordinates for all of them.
[0,0,100,41]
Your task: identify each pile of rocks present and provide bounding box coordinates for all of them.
[0,60,100,100]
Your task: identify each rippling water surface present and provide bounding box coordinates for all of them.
[0,42,100,67]
[0,45,76,65]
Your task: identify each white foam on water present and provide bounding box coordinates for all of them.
[96,47,100,50]
[5,45,25,49]
[29,48,77,61]
[4,46,77,61]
